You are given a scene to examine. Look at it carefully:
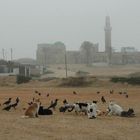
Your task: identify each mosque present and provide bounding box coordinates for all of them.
[36,16,140,66]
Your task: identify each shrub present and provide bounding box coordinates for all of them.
[43,70,54,74]
[16,75,31,84]
[76,70,89,77]
[110,77,140,85]
[60,77,93,87]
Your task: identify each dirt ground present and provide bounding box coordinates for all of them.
[0,85,140,140]
[46,64,140,77]
[0,64,140,140]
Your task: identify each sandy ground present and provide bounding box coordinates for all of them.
[46,64,140,77]
[0,64,140,140]
[0,85,140,140]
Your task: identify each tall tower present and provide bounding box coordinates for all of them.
[104,16,112,64]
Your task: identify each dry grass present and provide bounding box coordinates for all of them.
[0,65,140,140]
[0,85,140,140]
[47,64,140,77]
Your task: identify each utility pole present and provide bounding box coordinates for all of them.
[2,48,5,60]
[65,47,68,78]
[9,48,13,73]
[10,48,13,61]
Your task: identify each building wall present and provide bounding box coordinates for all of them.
[93,52,108,63]
[36,42,65,66]
[67,51,81,64]
[80,42,99,65]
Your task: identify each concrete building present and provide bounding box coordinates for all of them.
[121,47,137,53]
[67,51,81,64]
[36,42,65,66]
[36,16,140,66]
[80,42,99,65]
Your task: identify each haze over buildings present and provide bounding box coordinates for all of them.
[36,16,140,65]
[0,0,140,59]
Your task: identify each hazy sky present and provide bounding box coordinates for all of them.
[0,0,140,59]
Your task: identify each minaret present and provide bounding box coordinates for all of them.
[104,16,112,64]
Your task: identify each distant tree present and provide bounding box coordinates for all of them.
[0,59,7,65]
[16,75,31,84]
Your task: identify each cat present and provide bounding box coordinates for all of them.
[22,99,40,118]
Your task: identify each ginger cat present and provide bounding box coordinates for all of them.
[23,99,40,118]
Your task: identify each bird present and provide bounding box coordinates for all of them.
[28,101,33,106]
[11,102,18,109]
[46,93,49,97]
[23,108,26,110]
[3,98,12,106]
[63,99,68,105]
[47,99,58,110]
[101,96,106,104]
[35,90,38,93]
[11,98,20,109]
[73,91,77,95]
[97,91,100,94]
[119,92,122,95]
[93,100,98,104]
[110,90,114,94]
[123,92,127,95]
[35,92,41,96]
[35,90,41,96]
[2,104,12,111]
[16,97,20,103]
[125,94,129,98]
